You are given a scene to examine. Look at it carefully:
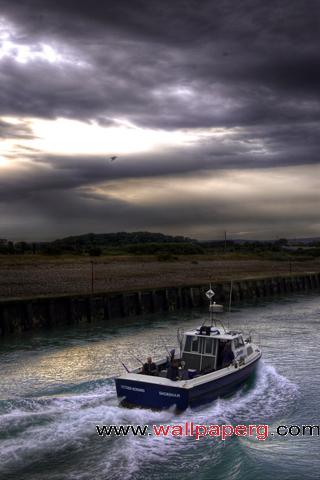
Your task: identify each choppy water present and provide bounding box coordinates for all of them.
[1,293,320,480]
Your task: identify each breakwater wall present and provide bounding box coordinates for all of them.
[1,273,320,337]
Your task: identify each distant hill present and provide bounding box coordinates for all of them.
[38,231,201,256]
[52,231,197,246]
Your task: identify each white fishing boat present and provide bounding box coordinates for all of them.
[115,287,261,409]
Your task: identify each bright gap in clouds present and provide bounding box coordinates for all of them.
[94,164,320,204]
[0,116,205,161]
[30,118,200,155]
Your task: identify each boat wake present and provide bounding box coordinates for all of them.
[0,361,298,480]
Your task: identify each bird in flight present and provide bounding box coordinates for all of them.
[110,156,118,162]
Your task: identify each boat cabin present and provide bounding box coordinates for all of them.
[137,326,248,379]
[181,327,245,373]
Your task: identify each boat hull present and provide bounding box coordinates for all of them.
[115,355,261,410]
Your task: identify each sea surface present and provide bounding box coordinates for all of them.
[0,293,320,480]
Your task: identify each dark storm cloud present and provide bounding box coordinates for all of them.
[1,0,320,129]
[1,0,320,239]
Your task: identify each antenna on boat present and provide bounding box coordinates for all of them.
[205,284,216,326]
[228,281,233,312]
[204,283,225,331]
[205,284,223,323]
[228,280,233,329]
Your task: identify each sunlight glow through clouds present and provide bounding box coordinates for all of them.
[94,164,320,205]
[0,155,9,166]
[30,118,200,155]
[0,116,206,163]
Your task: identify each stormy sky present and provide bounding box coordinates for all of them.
[0,0,320,241]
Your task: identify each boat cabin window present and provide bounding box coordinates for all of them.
[191,337,200,353]
[184,335,201,353]
[184,335,192,352]
[204,337,214,355]
[233,336,244,349]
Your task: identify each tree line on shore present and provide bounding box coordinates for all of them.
[1,232,320,260]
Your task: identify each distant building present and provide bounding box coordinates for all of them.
[0,238,8,245]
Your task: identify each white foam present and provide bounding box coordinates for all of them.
[0,361,299,479]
